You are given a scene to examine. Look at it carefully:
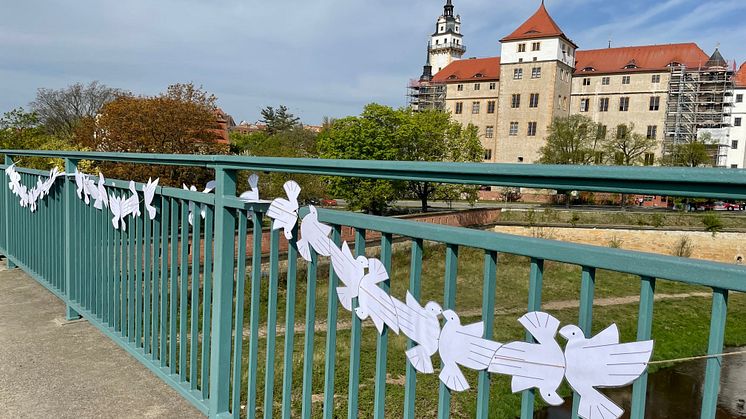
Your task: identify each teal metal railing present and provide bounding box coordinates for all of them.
[1,150,745,419]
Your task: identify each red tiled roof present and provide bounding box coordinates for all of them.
[575,43,709,75]
[432,57,501,83]
[501,2,575,46]
[735,63,746,88]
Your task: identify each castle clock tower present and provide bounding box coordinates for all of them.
[428,0,466,74]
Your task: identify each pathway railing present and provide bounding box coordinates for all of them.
[1,149,745,419]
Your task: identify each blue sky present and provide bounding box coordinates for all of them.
[1,0,745,124]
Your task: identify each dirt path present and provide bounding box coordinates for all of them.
[247,291,710,339]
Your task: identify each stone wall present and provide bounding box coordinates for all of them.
[491,225,745,263]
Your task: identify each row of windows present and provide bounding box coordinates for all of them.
[454,100,497,114]
[505,121,539,137]
[456,82,497,92]
[513,67,542,80]
[483,151,657,164]
[517,42,542,53]
[578,96,661,112]
[581,74,662,87]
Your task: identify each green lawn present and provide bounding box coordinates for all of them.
[226,241,742,418]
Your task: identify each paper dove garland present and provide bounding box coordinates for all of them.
[297,205,335,262]
[5,164,65,211]
[329,241,368,311]
[239,173,260,202]
[183,180,215,225]
[355,258,399,334]
[392,292,442,373]
[143,178,159,220]
[267,180,301,240]
[560,323,654,419]
[489,311,566,406]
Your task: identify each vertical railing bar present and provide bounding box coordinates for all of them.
[630,276,656,419]
[263,228,281,419]
[322,225,342,419]
[122,209,130,338]
[128,205,136,340]
[347,228,366,419]
[200,205,215,399]
[180,200,190,381]
[246,211,264,418]
[114,210,122,332]
[301,247,318,419]
[160,196,171,367]
[151,196,162,360]
[144,207,152,355]
[437,243,459,419]
[135,213,143,346]
[190,202,203,390]
[701,288,729,419]
[107,205,114,328]
[170,197,179,373]
[403,238,424,419]
[231,210,248,417]
[520,258,544,419]
[476,250,498,418]
[372,233,393,419]
[571,266,596,419]
[281,226,299,419]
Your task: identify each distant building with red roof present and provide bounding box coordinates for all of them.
[407,1,740,168]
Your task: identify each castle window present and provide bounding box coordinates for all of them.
[619,97,630,111]
[622,76,631,84]
[532,42,540,51]
[518,43,526,53]
[487,100,496,114]
[457,84,464,91]
[652,74,661,83]
[737,94,743,103]
[644,153,655,166]
[474,83,481,90]
[599,97,609,112]
[489,82,496,90]
[582,78,591,86]
[511,94,521,108]
[646,125,657,139]
[736,117,742,127]
[514,68,523,80]
[602,77,610,85]
[649,96,660,111]
[529,93,540,108]
[509,122,519,136]
[484,149,492,160]
[598,125,607,138]
[532,67,541,78]
[485,126,494,139]
[527,122,538,137]
[455,102,463,114]
[472,101,481,114]
[733,140,739,150]
[580,98,590,112]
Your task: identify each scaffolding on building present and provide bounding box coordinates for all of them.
[664,53,735,167]
[407,79,447,112]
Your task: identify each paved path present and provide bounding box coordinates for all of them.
[0,267,204,419]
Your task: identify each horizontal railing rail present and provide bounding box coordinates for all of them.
[0,149,743,419]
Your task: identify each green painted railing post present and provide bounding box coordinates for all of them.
[3,155,15,269]
[208,166,237,418]
[63,158,80,320]
[630,276,656,419]
[701,288,729,419]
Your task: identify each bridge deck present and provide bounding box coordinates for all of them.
[0,266,204,419]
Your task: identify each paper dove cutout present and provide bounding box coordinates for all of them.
[489,311,565,405]
[329,241,368,311]
[93,173,108,210]
[6,164,21,194]
[74,169,85,200]
[560,324,653,419]
[123,181,141,218]
[183,181,213,225]
[143,178,159,220]
[355,258,399,334]
[109,193,126,230]
[267,180,301,240]
[392,292,442,373]
[438,309,502,392]
[297,205,334,262]
[239,173,260,202]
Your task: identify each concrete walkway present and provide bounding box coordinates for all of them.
[0,267,203,419]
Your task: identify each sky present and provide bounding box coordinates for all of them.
[1,0,745,125]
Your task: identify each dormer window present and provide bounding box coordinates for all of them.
[624,63,638,69]
[474,73,483,78]
[668,61,682,67]
[582,67,596,72]
[448,75,458,80]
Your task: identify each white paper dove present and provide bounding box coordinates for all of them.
[560,324,653,419]
[297,205,334,262]
[183,181,213,225]
[143,178,159,220]
[438,309,502,392]
[18,185,29,208]
[329,241,368,312]
[267,180,301,240]
[489,311,565,406]
[6,164,21,195]
[392,292,442,373]
[355,258,399,334]
[74,169,85,200]
[239,173,260,202]
[92,173,108,210]
[109,193,126,231]
[123,181,141,218]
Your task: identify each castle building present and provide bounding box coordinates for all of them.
[731,64,746,168]
[410,1,743,167]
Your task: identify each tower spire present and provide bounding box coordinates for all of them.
[444,0,454,18]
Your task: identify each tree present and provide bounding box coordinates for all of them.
[400,110,483,212]
[260,105,300,135]
[539,115,604,165]
[162,82,217,109]
[73,84,228,186]
[318,104,408,214]
[660,133,715,167]
[539,115,604,207]
[604,123,659,209]
[31,81,124,138]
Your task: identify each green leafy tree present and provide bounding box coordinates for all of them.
[660,133,715,167]
[260,105,301,135]
[604,123,658,209]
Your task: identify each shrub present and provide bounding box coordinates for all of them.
[608,235,623,248]
[671,236,694,258]
[650,213,665,228]
[570,212,581,227]
[702,213,724,235]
